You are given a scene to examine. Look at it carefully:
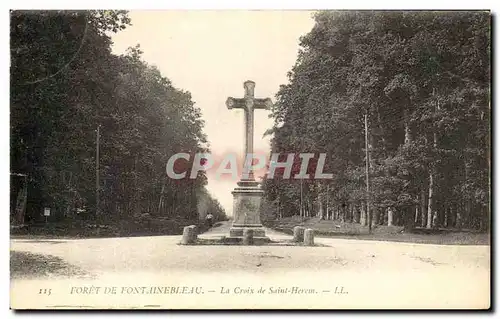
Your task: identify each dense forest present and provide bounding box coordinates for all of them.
[10,10,226,226]
[262,11,490,231]
[10,10,490,233]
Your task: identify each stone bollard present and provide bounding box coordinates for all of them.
[181,225,196,245]
[293,226,305,242]
[304,228,315,246]
[242,228,254,245]
[188,225,198,241]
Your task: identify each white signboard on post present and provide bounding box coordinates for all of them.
[43,208,50,217]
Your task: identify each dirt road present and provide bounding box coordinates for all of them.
[10,221,490,309]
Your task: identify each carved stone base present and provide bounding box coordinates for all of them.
[229,227,266,238]
[230,179,266,238]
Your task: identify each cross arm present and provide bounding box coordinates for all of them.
[253,98,273,110]
[226,97,273,110]
[226,97,245,110]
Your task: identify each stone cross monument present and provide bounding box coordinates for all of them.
[226,80,272,238]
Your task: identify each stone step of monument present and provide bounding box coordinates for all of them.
[221,236,272,245]
[229,227,266,238]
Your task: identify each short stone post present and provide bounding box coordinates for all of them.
[189,225,198,241]
[242,228,254,245]
[304,228,315,246]
[181,225,196,245]
[293,226,305,242]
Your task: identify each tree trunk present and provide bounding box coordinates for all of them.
[14,181,27,225]
[134,154,139,215]
[414,205,419,225]
[299,180,304,219]
[303,199,307,218]
[157,191,164,215]
[421,187,427,227]
[456,205,462,229]
[326,185,330,220]
[354,204,360,223]
[404,109,412,145]
[372,208,378,228]
[317,183,324,220]
[318,199,324,220]
[432,202,439,228]
[305,197,311,217]
[444,205,449,228]
[403,207,416,231]
[388,207,394,226]
[360,201,366,226]
[413,198,420,225]
[278,196,282,219]
[427,90,439,229]
[464,162,471,229]
[426,172,434,229]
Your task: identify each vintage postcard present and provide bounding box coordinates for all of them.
[9,9,491,309]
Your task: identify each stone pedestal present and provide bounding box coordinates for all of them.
[304,228,315,246]
[293,226,305,242]
[229,180,267,239]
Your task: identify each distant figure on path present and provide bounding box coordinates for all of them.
[206,213,214,228]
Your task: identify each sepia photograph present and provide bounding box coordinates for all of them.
[9,8,491,310]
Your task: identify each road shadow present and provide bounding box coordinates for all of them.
[12,240,68,244]
[10,251,92,280]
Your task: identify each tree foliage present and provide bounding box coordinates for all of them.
[263,11,490,231]
[10,10,226,224]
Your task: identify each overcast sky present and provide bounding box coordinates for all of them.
[111,10,316,214]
